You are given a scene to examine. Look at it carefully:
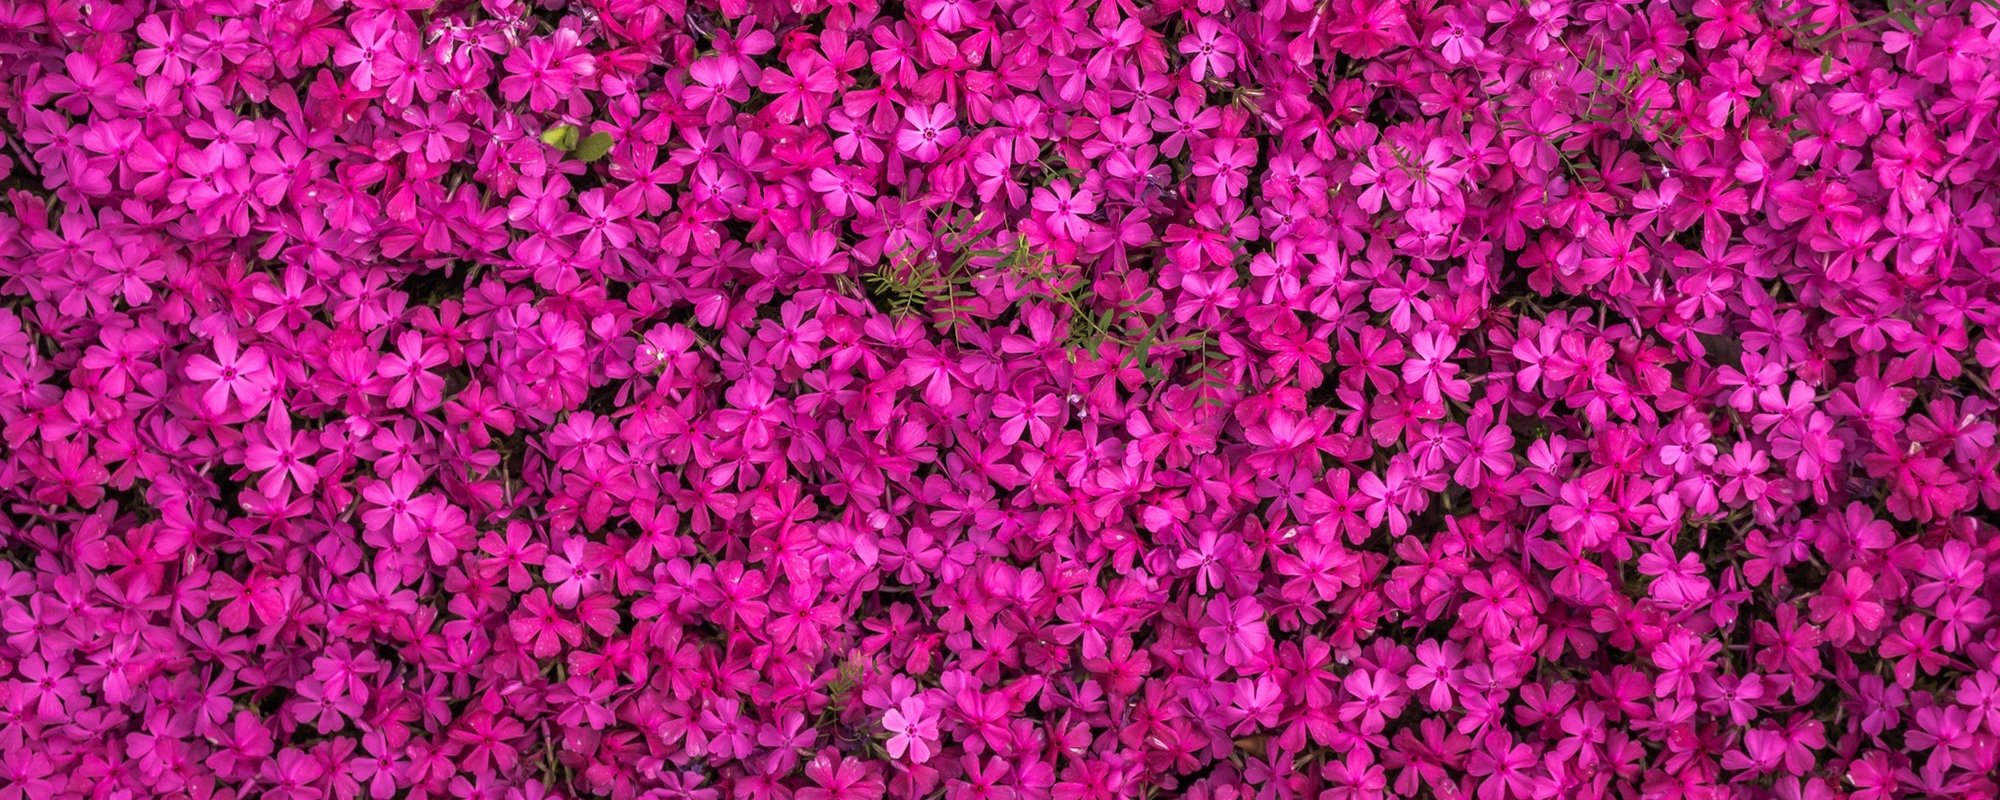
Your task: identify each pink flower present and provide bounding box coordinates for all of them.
[1031,181,1096,241]
[509,589,582,659]
[900,102,960,163]
[881,698,938,763]
[1199,596,1271,668]
[1637,542,1711,607]
[185,333,274,414]
[1178,19,1241,81]
[499,30,596,113]
[800,750,884,800]
[243,403,319,499]
[1807,568,1887,645]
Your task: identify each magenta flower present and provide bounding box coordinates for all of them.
[896,103,961,164]
[1807,568,1887,645]
[1031,181,1096,242]
[1178,19,1241,81]
[881,698,938,764]
[184,333,273,414]
[1199,596,1271,668]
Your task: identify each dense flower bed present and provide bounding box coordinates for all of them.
[4,0,2000,797]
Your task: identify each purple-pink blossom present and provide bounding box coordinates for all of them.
[1,0,1999,799]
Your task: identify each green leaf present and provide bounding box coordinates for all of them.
[1127,336,1155,371]
[540,124,580,151]
[575,132,616,162]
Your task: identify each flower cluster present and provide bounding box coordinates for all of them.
[3,0,2000,797]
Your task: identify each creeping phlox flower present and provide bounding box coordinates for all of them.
[2,0,2000,798]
